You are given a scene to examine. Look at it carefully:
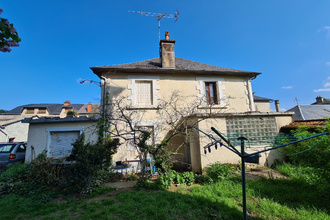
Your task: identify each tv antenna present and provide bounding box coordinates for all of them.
[129,10,179,41]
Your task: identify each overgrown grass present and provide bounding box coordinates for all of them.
[0,163,329,219]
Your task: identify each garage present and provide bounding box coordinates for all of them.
[49,131,80,158]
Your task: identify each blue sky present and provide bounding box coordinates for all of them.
[1,0,330,111]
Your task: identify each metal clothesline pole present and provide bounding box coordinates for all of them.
[238,137,248,220]
[195,127,328,220]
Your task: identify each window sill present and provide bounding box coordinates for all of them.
[197,105,227,109]
[126,106,160,110]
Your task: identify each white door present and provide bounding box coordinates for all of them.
[49,131,80,158]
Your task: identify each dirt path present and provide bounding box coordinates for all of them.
[235,168,287,180]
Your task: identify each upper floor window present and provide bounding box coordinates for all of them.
[205,82,218,105]
[136,80,153,106]
[127,76,160,108]
[38,108,47,114]
[196,77,225,107]
[25,108,35,114]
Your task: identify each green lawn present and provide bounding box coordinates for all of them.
[0,164,329,220]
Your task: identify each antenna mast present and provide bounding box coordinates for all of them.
[129,10,179,41]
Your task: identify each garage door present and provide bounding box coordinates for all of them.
[49,131,80,158]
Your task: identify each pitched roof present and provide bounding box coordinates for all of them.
[5,104,85,115]
[311,97,330,105]
[0,115,27,126]
[286,105,330,121]
[22,116,98,124]
[4,104,100,115]
[90,57,261,78]
[253,95,273,102]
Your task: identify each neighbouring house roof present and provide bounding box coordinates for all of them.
[311,97,330,105]
[5,104,84,115]
[4,104,100,115]
[77,104,100,114]
[253,95,273,102]
[22,116,99,124]
[280,120,327,133]
[90,57,261,78]
[0,115,27,127]
[286,105,330,121]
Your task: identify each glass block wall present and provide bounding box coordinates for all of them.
[226,116,278,146]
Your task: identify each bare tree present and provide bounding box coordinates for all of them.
[100,91,230,174]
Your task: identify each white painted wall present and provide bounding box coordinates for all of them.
[0,121,29,143]
[25,121,98,162]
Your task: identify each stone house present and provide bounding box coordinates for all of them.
[90,32,293,172]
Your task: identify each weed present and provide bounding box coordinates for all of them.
[204,162,234,182]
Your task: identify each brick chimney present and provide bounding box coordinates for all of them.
[159,31,176,69]
[87,102,92,112]
[64,100,71,105]
[316,96,324,104]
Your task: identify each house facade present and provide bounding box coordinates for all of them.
[90,32,293,172]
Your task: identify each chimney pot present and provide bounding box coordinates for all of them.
[165,31,169,40]
[316,96,324,104]
[87,102,92,113]
[275,100,281,112]
[64,100,71,106]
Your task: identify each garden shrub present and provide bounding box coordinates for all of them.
[204,162,234,182]
[0,133,120,196]
[194,174,213,185]
[284,126,329,169]
[182,171,195,186]
[62,133,119,193]
[278,123,330,181]
[0,162,28,182]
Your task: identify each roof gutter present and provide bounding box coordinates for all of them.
[90,67,261,79]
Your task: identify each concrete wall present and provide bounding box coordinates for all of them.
[0,121,29,143]
[255,102,271,112]
[25,121,98,162]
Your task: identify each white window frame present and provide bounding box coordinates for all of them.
[127,75,160,108]
[196,76,226,108]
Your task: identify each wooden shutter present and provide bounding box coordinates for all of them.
[136,81,152,106]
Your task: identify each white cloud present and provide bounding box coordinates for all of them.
[282,86,293,89]
[314,88,330,92]
[314,77,330,92]
[318,26,330,32]
[318,26,330,38]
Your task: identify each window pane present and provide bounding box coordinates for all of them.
[26,108,34,114]
[205,82,218,104]
[0,144,15,153]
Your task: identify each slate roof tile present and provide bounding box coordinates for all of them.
[91,57,261,77]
